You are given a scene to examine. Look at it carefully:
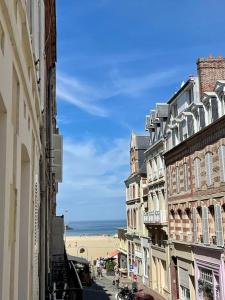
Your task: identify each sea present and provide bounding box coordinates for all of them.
[65,219,126,236]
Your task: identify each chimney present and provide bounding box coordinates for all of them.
[197,55,225,97]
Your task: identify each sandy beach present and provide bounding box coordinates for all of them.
[65,235,119,263]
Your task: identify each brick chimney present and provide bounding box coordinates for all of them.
[197,55,225,97]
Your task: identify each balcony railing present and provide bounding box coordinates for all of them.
[143,210,167,224]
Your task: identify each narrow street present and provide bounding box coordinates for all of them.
[83,271,117,300]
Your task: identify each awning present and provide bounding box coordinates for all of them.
[107,249,119,258]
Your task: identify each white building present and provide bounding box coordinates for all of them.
[0,1,61,299]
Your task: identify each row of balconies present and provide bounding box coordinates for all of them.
[143,210,167,224]
[171,233,221,247]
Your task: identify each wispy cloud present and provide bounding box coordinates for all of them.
[57,137,130,220]
[57,67,181,117]
[57,73,109,117]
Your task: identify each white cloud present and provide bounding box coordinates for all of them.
[57,137,130,220]
[57,67,181,117]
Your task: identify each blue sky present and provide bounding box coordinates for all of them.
[56,0,225,221]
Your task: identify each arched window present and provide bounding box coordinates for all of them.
[194,158,201,189]
[205,152,213,186]
[218,145,225,182]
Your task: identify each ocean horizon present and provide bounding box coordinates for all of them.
[65,219,126,236]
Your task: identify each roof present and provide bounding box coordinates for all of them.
[136,135,150,149]
[138,161,147,175]
[67,254,89,265]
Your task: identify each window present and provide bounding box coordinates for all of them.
[183,163,189,191]
[205,152,213,186]
[194,158,201,189]
[172,103,178,117]
[198,107,205,130]
[218,145,225,182]
[199,268,213,284]
[181,286,190,300]
[202,206,209,244]
[12,68,20,134]
[143,248,148,277]
[0,22,4,54]
[187,115,194,137]
[176,166,180,193]
[214,204,224,247]
[192,207,198,243]
[211,97,219,122]
[188,88,193,105]
[132,185,135,199]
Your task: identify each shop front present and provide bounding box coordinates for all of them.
[194,247,225,300]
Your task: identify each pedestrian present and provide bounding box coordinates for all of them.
[114,270,120,289]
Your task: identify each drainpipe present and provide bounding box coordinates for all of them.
[39,122,46,300]
[48,65,55,292]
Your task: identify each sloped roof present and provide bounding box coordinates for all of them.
[136,135,150,149]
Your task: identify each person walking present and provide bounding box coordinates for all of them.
[114,270,120,289]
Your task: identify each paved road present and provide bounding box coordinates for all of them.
[83,273,118,300]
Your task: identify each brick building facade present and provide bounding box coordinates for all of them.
[164,57,225,300]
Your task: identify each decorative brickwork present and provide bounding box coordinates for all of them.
[197,55,225,97]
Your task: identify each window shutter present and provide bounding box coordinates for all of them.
[215,204,224,247]
[192,207,198,243]
[219,145,225,182]
[202,206,209,244]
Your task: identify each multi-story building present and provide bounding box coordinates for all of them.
[0,1,45,299]
[125,133,150,280]
[0,1,62,299]
[144,104,170,299]
[117,228,128,271]
[164,56,225,300]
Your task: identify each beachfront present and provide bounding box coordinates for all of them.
[65,235,119,263]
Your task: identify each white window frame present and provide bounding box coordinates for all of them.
[218,145,225,182]
[205,152,213,187]
[183,163,189,192]
[194,157,201,189]
[176,166,180,193]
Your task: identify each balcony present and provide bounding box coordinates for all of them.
[143,210,167,225]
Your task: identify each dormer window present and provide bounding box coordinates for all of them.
[198,107,205,130]
[211,97,218,122]
[171,103,178,118]
[188,88,193,105]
